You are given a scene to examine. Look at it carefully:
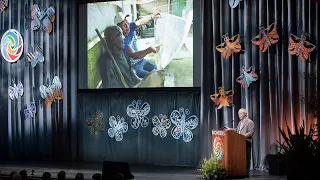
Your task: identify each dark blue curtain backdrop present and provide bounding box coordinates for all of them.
[77,90,201,166]
[201,0,320,170]
[0,0,77,162]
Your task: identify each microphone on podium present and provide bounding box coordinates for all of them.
[220,120,234,130]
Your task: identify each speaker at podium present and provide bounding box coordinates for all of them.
[102,161,134,180]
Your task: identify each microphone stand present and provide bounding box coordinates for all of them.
[220,120,234,130]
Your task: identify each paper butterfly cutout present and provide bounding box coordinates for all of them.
[27,46,44,67]
[39,76,63,107]
[30,4,55,33]
[236,66,258,88]
[170,107,198,142]
[210,86,234,109]
[85,110,105,136]
[152,114,171,138]
[0,0,8,12]
[24,102,36,121]
[229,0,242,8]
[216,34,242,59]
[288,33,316,60]
[8,81,24,100]
[126,100,150,129]
[251,23,279,52]
[108,115,128,141]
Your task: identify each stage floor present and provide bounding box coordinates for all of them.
[0,162,286,180]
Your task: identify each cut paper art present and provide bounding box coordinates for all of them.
[229,0,241,8]
[85,110,105,136]
[39,76,63,107]
[8,81,24,100]
[288,33,316,60]
[27,46,44,67]
[216,34,241,59]
[213,137,223,160]
[251,23,279,52]
[170,107,198,142]
[236,66,258,88]
[108,115,128,141]
[24,102,36,121]
[30,4,55,33]
[152,114,171,138]
[210,86,234,109]
[126,100,150,129]
[0,0,8,12]
[1,29,24,63]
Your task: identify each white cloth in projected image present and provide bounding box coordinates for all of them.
[153,11,193,70]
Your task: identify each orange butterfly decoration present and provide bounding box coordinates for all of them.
[251,23,279,52]
[210,86,234,109]
[288,33,316,60]
[216,34,241,59]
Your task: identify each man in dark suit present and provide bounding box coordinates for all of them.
[227,108,255,176]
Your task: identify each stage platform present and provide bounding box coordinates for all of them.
[0,162,286,180]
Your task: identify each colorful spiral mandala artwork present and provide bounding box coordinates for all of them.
[213,137,223,160]
[1,29,24,63]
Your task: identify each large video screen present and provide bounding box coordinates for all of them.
[78,0,200,89]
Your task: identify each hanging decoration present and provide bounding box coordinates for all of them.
[30,4,55,33]
[39,76,63,107]
[85,110,105,136]
[8,80,24,100]
[0,0,8,12]
[1,29,24,63]
[152,114,171,138]
[24,102,36,121]
[170,107,198,142]
[229,0,242,8]
[210,86,234,109]
[216,34,242,59]
[126,100,150,129]
[27,46,45,67]
[236,66,258,88]
[251,22,279,52]
[288,33,316,60]
[108,115,128,141]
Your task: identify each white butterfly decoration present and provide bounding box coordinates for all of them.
[8,81,24,100]
[126,100,150,129]
[24,102,36,120]
[170,107,199,142]
[39,76,63,107]
[108,115,128,141]
[152,114,171,138]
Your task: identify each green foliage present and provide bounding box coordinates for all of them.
[201,157,226,180]
[277,117,320,179]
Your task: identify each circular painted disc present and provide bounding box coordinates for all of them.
[1,29,24,63]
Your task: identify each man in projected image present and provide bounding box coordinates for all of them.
[98,26,140,88]
[114,8,162,79]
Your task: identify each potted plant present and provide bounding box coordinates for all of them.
[277,117,320,180]
[200,157,226,180]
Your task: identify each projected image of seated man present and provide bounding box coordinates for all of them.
[98,26,140,88]
[114,8,161,79]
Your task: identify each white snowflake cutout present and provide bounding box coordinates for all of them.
[170,107,198,142]
[126,100,150,129]
[152,114,171,138]
[108,115,128,141]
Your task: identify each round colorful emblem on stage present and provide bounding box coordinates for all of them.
[1,29,24,63]
[213,137,223,160]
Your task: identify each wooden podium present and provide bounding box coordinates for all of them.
[212,129,246,177]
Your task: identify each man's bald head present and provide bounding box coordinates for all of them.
[104,26,123,42]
